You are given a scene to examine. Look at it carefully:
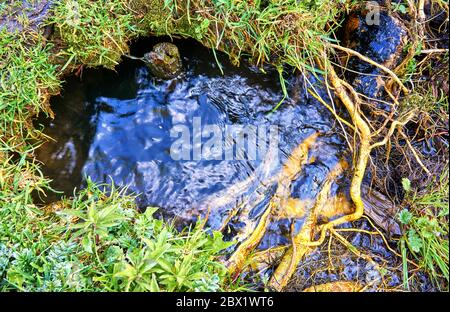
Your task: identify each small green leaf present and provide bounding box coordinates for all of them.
[144,207,158,218]
[150,274,160,292]
[402,178,411,192]
[82,235,93,254]
[398,209,412,225]
[408,230,423,253]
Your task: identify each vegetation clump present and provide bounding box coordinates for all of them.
[0,180,236,291]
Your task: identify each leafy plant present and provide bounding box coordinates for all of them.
[0,180,241,291]
[60,179,132,253]
[392,1,408,14]
[398,170,449,290]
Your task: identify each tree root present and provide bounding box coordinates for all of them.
[329,43,409,95]
[302,281,362,292]
[267,50,413,288]
[226,132,319,276]
[296,59,372,249]
[223,40,415,288]
[268,161,347,290]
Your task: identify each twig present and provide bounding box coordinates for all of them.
[329,43,409,95]
[421,49,449,54]
[370,111,415,149]
[400,130,431,175]
[418,0,426,21]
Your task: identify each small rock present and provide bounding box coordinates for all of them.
[143,42,182,79]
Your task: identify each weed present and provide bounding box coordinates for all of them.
[398,168,449,290]
[0,180,239,291]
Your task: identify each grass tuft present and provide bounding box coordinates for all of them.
[399,168,449,290]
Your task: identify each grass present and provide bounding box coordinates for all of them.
[49,0,143,70]
[0,179,240,291]
[399,170,449,291]
[132,0,353,102]
[145,0,346,69]
[0,29,60,151]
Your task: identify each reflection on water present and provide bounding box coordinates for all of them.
[34,38,411,290]
[35,38,345,227]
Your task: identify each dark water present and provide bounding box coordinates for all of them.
[35,38,346,227]
[33,37,415,290]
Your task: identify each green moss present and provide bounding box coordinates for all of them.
[50,0,143,69]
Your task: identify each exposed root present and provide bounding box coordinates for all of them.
[297,58,372,248]
[302,281,362,292]
[268,161,347,291]
[361,215,419,268]
[247,246,288,273]
[329,43,409,95]
[329,227,378,267]
[226,45,413,287]
[399,129,431,175]
[226,132,319,276]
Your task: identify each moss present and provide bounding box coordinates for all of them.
[0,29,60,151]
[50,0,143,69]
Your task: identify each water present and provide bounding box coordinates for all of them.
[34,37,411,290]
[35,38,345,226]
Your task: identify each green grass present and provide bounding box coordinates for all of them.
[0,179,241,291]
[0,30,60,151]
[399,170,449,291]
[146,0,346,70]
[50,0,143,70]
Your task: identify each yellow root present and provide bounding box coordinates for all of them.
[329,43,409,95]
[268,239,313,291]
[272,49,412,288]
[226,202,273,276]
[226,132,319,275]
[225,45,410,287]
[247,246,288,273]
[329,227,378,267]
[302,281,362,292]
[299,61,372,248]
[268,161,347,291]
[279,193,354,223]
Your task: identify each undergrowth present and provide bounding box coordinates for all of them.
[399,169,449,291]
[0,179,238,291]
